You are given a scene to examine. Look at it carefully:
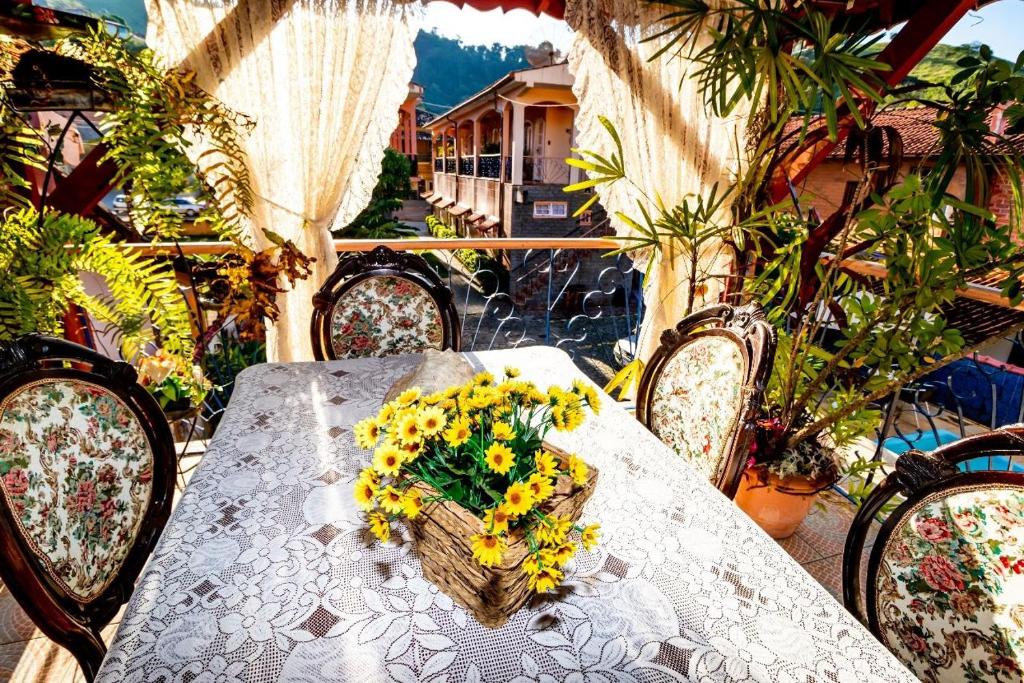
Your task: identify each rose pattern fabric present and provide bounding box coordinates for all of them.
[875,485,1024,682]
[0,379,154,601]
[649,336,744,485]
[95,348,913,682]
[330,275,444,358]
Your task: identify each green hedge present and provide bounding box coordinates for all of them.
[426,215,482,271]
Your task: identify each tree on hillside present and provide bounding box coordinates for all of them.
[334,149,414,239]
[413,30,530,111]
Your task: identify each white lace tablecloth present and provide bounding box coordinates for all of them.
[97,346,915,682]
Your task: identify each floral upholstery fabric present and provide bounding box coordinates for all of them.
[875,485,1024,682]
[0,379,154,601]
[330,275,444,359]
[649,335,744,485]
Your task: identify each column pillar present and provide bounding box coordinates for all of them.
[501,105,511,182]
[568,105,581,185]
[472,118,481,178]
[511,102,525,186]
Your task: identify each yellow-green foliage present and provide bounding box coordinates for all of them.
[0,208,194,362]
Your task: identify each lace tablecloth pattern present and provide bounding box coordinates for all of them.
[96,347,914,682]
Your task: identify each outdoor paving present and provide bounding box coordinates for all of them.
[0,453,873,682]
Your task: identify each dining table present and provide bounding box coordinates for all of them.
[95,346,915,682]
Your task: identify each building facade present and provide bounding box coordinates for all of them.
[422,63,602,241]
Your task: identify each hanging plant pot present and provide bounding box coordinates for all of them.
[734,464,835,539]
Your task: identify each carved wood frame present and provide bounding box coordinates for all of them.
[0,335,176,681]
[843,427,1024,650]
[310,245,462,361]
[635,303,777,498]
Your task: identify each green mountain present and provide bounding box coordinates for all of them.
[900,42,1014,103]
[413,30,531,114]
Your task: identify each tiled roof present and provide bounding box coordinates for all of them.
[784,107,1022,160]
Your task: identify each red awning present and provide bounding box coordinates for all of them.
[437,197,456,209]
[449,204,472,216]
[467,212,484,223]
[478,216,500,231]
[434,0,565,19]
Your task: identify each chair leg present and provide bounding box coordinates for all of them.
[70,630,107,683]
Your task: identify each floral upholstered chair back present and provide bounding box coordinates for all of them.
[311,246,461,361]
[0,336,175,680]
[636,303,775,498]
[844,429,1024,683]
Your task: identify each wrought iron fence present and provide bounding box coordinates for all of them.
[444,158,456,174]
[458,156,474,176]
[433,158,443,172]
[478,154,501,179]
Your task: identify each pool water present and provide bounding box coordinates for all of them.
[880,428,1024,473]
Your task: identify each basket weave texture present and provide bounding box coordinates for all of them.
[407,444,599,628]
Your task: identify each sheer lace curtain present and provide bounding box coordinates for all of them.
[565,0,752,366]
[145,0,417,361]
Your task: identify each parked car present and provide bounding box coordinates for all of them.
[110,195,205,219]
[161,196,206,218]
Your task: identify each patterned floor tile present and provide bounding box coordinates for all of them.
[801,555,844,600]
[790,489,878,559]
[0,623,117,683]
[777,532,825,565]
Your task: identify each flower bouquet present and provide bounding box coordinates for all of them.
[353,368,602,627]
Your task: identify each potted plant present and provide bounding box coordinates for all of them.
[353,369,602,628]
[566,3,1024,539]
[138,349,211,417]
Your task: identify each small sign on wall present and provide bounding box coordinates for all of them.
[533,201,568,219]
[577,210,593,227]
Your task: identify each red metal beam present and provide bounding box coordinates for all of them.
[768,0,978,202]
[43,142,119,216]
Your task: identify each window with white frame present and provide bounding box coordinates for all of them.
[533,201,568,219]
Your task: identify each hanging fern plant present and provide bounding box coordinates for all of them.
[0,207,195,364]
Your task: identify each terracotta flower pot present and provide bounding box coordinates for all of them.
[734,465,833,539]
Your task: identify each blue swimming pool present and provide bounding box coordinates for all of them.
[880,428,1024,473]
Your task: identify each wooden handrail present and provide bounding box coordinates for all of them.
[830,255,1024,313]
[120,237,621,257]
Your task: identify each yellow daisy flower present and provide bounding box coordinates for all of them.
[417,405,447,437]
[491,421,515,441]
[568,454,588,486]
[397,412,422,445]
[353,417,380,450]
[369,511,390,543]
[401,489,423,519]
[503,482,534,516]
[353,478,377,511]
[399,440,423,462]
[473,371,495,387]
[526,472,555,502]
[396,387,421,407]
[373,444,403,476]
[484,442,515,475]
[358,467,380,488]
[377,402,396,424]
[529,565,563,593]
[583,386,601,414]
[534,515,566,546]
[470,532,506,567]
[550,541,576,567]
[379,485,405,514]
[504,366,521,378]
[551,406,567,431]
[580,523,600,551]
[443,418,472,448]
[534,450,558,477]
[422,392,443,405]
[483,505,512,535]
[522,553,541,576]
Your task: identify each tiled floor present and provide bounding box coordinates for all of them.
[0,465,872,682]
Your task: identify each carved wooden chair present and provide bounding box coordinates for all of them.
[636,303,776,498]
[311,245,461,360]
[0,335,176,681]
[844,426,1024,683]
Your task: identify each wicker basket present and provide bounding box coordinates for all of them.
[406,444,599,628]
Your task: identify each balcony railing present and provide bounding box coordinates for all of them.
[444,158,456,174]
[478,154,501,179]
[524,156,571,185]
[459,156,474,176]
[119,238,1024,481]
[433,158,443,172]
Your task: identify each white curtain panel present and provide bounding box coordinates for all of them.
[565,0,751,365]
[145,0,417,361]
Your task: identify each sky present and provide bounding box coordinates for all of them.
[420,1,1024,59]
